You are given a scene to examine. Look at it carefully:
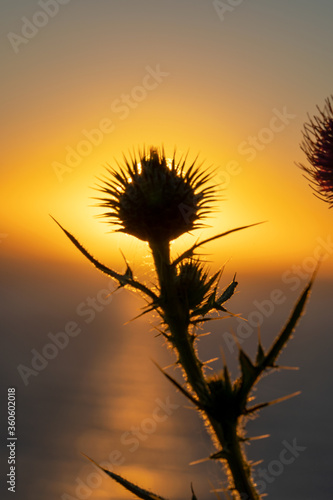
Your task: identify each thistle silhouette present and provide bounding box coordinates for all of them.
[299,95,333,207]
[97,147,215,242]
[53,146,314,499]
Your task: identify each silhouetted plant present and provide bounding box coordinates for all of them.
[53,147,314,499]
[298,95,333,207]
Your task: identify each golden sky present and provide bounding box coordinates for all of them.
[2,4,333,500]
[2,0,333,277]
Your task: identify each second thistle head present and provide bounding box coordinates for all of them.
[96,147,215,244]
[299,95,333,207]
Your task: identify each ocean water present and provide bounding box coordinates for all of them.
[1,257,333,499]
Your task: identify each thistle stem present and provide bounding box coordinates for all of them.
[149,239,208,398]
[221,421,260,499]
[149,239,259,499]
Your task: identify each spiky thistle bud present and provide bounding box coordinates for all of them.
[298,95,333,207]
[96,147,215,243]
[175,260,216,312]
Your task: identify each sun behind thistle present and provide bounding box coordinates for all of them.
[52,140,316,500]
[299,95,333,207]
[96,147,215,244]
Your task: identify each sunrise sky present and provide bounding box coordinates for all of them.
[2,0,333,277]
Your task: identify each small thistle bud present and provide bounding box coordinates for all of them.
[96,147,215,243]
[298,96,333,207]
[175,260,214,311]
[207,374,235,421]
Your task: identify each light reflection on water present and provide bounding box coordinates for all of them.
[2,260,333,499]
[68,297,217,500]
[0,259,215,500]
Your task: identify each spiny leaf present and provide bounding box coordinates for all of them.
[172,222,265,266]
[152,361,206,410]
[254,325,265,365]
[223,364,233,395]
[255,338,265,365]
[120,249,133,280]
[240,434,270,442]
[190,315,230,325]
[239,349,256,383]
[216,273,238,307]
[152,325,171,340]
[245,391,301,414]
[237,272,316,409]
[218,347,233,395]
[203,357,219,366]
[261,272,316,370]
[272,365,299,370]
[51,216,158,301]
[189,456,210,465]
[125,302,161,324]
[210,449,229,460]
[188,268,239,318]
[83,455,168,500]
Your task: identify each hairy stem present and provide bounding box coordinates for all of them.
[221,421,260,499]
[149,238,259,500]
[149,239,209,399]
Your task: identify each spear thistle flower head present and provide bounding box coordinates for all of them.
[299,95,333,207]
[175,259,215,311]
[96,147,215,243]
